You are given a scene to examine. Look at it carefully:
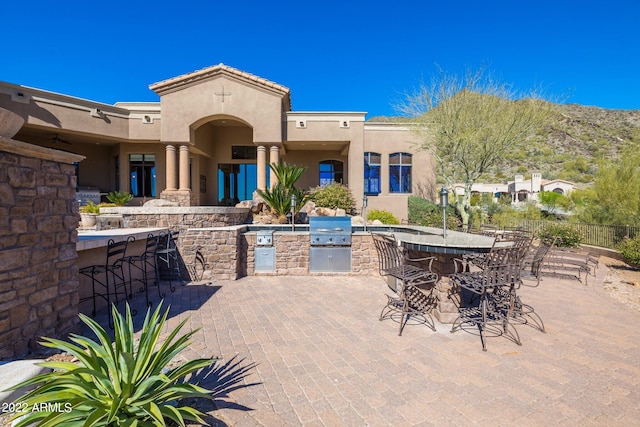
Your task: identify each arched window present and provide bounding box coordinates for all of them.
[319,160,343,186]
[389,153,412,193]
[364,152,381,195]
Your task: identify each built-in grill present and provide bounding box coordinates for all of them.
[309,216,352,272]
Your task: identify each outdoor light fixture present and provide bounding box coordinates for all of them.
[291,193,297,231]
[439,186,449,239]
[362,194,368,232]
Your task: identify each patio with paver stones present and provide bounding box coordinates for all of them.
[85,263,640,426]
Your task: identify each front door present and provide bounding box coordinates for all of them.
[217,163,258,206]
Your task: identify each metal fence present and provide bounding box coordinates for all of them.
[511,220,640,249]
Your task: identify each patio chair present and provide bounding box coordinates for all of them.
[155,230,183,294]
[124,233,161,307]
[450,237,532,351]
[79,236,135,328]
[372,233,439,335]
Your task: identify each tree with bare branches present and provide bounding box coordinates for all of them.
[397,68,552,227]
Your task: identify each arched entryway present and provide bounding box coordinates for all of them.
[192,117,265,206]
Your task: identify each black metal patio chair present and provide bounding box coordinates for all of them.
[372,233,439,335]
[450,236,532,351]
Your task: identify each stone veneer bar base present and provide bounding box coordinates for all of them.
[0,136,84,359]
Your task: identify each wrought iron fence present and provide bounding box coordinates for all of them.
[512,220,640,249]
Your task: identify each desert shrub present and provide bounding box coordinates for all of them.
[538,223,582,247]
[367,209,400,225]
[4,303,216,427]
[408,196,458,229]
[106,191,133,206]
[618,236,640,267]
[310,183,356,213]
[257,163,309,216]
[79,200,100,214]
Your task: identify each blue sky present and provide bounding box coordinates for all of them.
[3,0,639,118]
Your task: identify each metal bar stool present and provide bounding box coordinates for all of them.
[155,230,183,295]
[79,236,135,328]
[124,233,160,308]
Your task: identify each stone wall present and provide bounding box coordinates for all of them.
[180,227,244,280]
[180,229,380,280]
[0,137,84,359]
[101,207,250,231]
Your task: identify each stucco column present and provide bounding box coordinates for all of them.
[165,144,177,191]
[257,145,267,191]
[179,145,190,190]
[269,145,280,189]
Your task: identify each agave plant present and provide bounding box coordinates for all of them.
[106,191,133,206]
[5,303,216,427]
[257,162,309,217]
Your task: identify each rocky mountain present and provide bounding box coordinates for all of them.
[369,103,640,187]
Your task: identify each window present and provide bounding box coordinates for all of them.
[389,153,412,193]
[218,163,261,206]
[364,152,381,195]
[232,146,257,160]
[129,154,156,197]
[319,160,344,186]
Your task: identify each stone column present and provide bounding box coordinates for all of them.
[257,145,266,191]
[179,145,190,190]
[165,144,177,191]
[269,145,280,188]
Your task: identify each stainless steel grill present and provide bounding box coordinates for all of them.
[309,216,352,246]
[309,216,352,272]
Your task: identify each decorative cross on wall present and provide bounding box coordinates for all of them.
[215,86,231,102]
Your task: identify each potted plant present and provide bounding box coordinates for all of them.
[79,200,100,228]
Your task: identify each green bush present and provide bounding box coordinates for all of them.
[618,236,640,268]
[367,209,400,225]
[310,183,356,213]
[5,303,216,427]
[79,200,100,214]
[538,223,582,247]
[106,191,133,206]
[407,196,458,229]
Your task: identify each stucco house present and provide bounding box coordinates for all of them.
[0,64,435,221]
[453,173,576,206]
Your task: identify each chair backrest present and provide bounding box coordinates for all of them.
[143,233,159,255]
[481,238,531,286]
[528,237,557,280]
[105,237,132,266]
[371,233,402,276]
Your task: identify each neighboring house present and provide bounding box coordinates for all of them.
[454,173,576,206]
[0,64,435,221]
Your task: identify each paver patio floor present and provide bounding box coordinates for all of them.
[88,263,640,426]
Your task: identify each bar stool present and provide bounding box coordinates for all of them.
[155,230,183,294]
[124,233,160,308]
[79,236,135,328]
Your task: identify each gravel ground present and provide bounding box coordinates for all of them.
[601,256,640,312]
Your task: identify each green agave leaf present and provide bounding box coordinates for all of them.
[146,401,166,425]
[164,358,216,383]
[174,405,208,424]
[126,374,166,404]
[132,307,167,381]
[159,404,186,427]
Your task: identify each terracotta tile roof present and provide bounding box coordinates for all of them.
[149,63,291,109]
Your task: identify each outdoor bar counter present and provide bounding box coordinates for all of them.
[76,227,167,314]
